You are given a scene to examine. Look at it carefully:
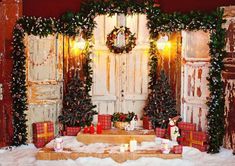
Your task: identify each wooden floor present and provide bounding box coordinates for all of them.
[36,148,182,163]
[77,129,156,144]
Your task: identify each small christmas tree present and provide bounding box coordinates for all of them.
[59,70,97,127]
[144,70,178,129]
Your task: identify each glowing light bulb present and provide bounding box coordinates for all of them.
[157,35,169,50]
[74,36,86,50]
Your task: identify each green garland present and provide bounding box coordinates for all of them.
[12,0,226,153]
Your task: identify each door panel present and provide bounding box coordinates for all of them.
[93,14,149,126]
[181,30,210,131]
[25,35,63,142]
[222,8,235,149]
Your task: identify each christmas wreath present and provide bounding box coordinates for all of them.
[106,26,137,54]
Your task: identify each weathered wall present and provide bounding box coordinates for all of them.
[0,0,22,147]
[181,30,210,132]
[25,35,63,142]
[223,6,235,149]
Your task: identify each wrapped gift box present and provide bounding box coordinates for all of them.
[98,114,112,130]
[181,130,191,140]
[172,145,183,154]
[33,121,54,148]
[143,116,153,130]
[192,144,208,152]
[181,130,208,151]
[192,131,207,141]
[155,128,166,138]
[66,126,81,136]
[178,122,196,131]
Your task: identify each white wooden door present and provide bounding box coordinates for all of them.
[181,30,210,131]
[25,35,63,141]
[92,14,149,125]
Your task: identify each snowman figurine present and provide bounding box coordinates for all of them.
[169,118,180,142]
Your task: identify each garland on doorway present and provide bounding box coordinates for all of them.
[11,0,226,153]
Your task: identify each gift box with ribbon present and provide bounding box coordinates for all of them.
[181,130,207,151]
[33,121,54,148]
[178,122,196,131]
[98,114,112,130]
[155,128,166,138]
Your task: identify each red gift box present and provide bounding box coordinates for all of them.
[172,145,183,154]
[192,131,207,142]
[181,130,191,140]
[98,114,112,130]
[181,130,208,151]
[155,128,166,138]
[66,126,81,136]
[33,121,54,148]
[143,116,153,130]
[178,122,196,131]
[192,144,208,152]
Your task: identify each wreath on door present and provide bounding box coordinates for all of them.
[106,26,136,54]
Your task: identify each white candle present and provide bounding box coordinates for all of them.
[124,144,129,151]
[54,138,63,152]
[129,139,137,152]
[120,144,125,152]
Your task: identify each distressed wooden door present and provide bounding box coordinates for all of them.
[25,35,63,141]
[181,30,210,131]
[92,14,149,124]
[223,6,235,149]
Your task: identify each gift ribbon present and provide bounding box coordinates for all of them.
[37,123,53,141]
[185,131,204,146]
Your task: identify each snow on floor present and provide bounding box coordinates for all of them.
[0,136,234,166]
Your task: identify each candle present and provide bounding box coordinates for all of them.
[96,123,102,134]
[120,144,125,152]
[89,124,95,134]
[124,144,129,151]
[161,139,170,154]
[54,137,63,152]
[129,139,137,152]
[84,126,89,133]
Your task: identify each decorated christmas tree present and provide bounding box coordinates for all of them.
[144,42,178,129]
[144,70,178,129]
[58,70,97,127]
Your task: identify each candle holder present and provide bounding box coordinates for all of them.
[53,137,63,152]
[161,139,170,154]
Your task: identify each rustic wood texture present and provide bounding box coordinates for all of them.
[181,30,210,132]
[36,148,182,163]
[25,35,63,142]
[92,14,181,128]
[223,8,235,149]
[92,14,150,127]
[77,129,155,144]
[0,0,22,147]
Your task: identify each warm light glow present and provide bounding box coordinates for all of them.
[157,35,169,50]
[74,37,86,50]
[71,36,87,55]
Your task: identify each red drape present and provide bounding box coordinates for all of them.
[23,0,235,18]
